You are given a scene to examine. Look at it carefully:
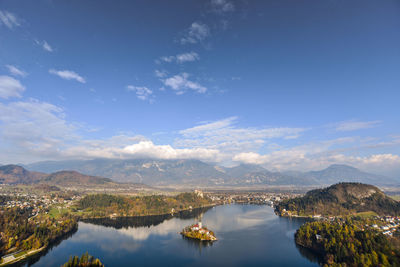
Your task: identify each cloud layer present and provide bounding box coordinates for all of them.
[177,117,306,154]
[334,120,381,132]
[0,100,399,177]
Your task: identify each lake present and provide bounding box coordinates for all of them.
[24,204,319,266]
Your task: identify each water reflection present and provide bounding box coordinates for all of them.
[28,205,319,267]
[16,227,78,267]
[181,235,214,255]
[82,206,211,229]
[296,243,324,265]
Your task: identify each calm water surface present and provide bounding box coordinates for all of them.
[26,204,319,267]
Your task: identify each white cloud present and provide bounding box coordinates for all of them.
[42,40,53,52]
[0,75,25,99]
[34,40,54,52]
[181,22,210,44]
[162,73,207,94]
[180,117,238,136]
[159,56,175,63]
[62,135,148,159]
[0,98,398,177]
[154,69,167,78]
[57,138,222,163]
[355,154,400,168]
[333,120,381,132]
[122,141,220,161]
[0,10,20,29]
[5,65,27,77]
[210,0,235,13]
[0,99,77,160]
[231,136,400,175]
[157,52,199,64]
[176,117,307,157]
[176,52,199,63]
[126,85,153,101]
[49,69,86,83]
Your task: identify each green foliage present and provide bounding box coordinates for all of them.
[0,207,77,257]
[295,218,400,266]
[275,182,400,217]
[76,192,213,218]
[63,252,104,267]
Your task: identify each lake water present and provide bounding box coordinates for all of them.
[25,204,319,267]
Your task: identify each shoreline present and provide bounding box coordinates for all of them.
[180,231,217,241]
[0,247,46,266]
[1,204,217,265]
[78,203,218,221]
[0,224,77,266]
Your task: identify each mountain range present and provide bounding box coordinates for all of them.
[19,158,398,187]
[0,165,113,186]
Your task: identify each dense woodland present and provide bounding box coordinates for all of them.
[275,183,400,217]
[62,252,104,267]
[295,218,400,266]
[0,208,77,258]
[75,192,213,218]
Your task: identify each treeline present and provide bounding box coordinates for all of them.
[275,183,400,217]
[76,192,213,218]
[0,207,77,257]
[295,219,400,266]
[63,252,104,267]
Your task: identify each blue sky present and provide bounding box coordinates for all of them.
[0,0,399,177]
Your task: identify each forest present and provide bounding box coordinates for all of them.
[295,218,400,266]
[62,252,104,267]
[0,207,77,258]
[275,183,400,217]
[75,192,213,218]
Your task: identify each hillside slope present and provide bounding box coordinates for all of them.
[0,165,113,186]
[40,171,113,186]
[0,165,44,184]
[275,182,400,216]
[304,164,391,185]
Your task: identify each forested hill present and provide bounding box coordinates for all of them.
[41,171,112,186]
[0,165,113,186]
[0,165,44,184]
[75,192,213,218]
[275,182,400,216]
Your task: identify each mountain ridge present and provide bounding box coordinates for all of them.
[0,165,113,186]
[23,158,398,186]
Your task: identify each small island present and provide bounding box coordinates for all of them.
[181,222,217,241]
[62,252,104,267]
